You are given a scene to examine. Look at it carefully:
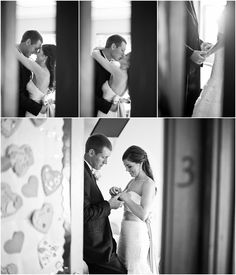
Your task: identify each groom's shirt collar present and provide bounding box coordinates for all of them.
[84,159,93,173]
[84,159,92,170]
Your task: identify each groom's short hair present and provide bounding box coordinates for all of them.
[105,35,127,48]
[21,30,43,44]
[86,134,112,154]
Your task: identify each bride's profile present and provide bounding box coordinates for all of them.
[110,145,159,274]
[16,44,56,117]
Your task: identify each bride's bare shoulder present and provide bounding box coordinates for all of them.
[143,177,156,190]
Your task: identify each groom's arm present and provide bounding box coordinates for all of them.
[19,92,42,116]
[18,63,43,116]
[84,171,111,223]
[95,96,114,114]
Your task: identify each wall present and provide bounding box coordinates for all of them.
[91,1,131,51]
[15,1,56,44]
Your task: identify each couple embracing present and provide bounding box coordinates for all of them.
[93,35,131,118]
[17,30,56,117]
[84,134,159,274]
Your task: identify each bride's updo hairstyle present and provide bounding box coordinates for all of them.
[122,145,154,180]
[42,44,56,89]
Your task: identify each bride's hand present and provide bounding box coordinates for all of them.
[118,191,130,202]
[201,42,213,52]
[109,186,122,196]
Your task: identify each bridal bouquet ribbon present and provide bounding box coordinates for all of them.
[112,95,131,117]
[42,92,55,117]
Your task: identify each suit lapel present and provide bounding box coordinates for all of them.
[84,161,95,181]
[186,1,198,26]
[190,1,198,24]
[84,161,105,199]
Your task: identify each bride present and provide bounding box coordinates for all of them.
[92,49,131,117]
[16,44,56,117]
[110,146,159,274]
[192,5,225,117]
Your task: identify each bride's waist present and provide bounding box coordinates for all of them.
[123,211,143,222]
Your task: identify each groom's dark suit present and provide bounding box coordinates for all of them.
[184,1,203,116]
[18,62,42,117]
[83,161,127,274]
[94,50,113,116]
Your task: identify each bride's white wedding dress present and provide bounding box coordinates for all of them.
[192,47,224,117]
[117,191,159,274]
[25,80,55,117]
[192,10,225,117]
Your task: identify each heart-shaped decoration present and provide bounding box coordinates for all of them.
[4,231,24,254]
[32,203,53,233]
[30,118,47,127]
[38,238,62,269]
[1,182,23,218]
[1,119,21,138]
[6,144,34,177]
[1,263,18,274]
[41,165,62,196]
[21,176,38,198]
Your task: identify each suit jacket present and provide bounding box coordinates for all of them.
[184,1,202,115]
[18,62,42,117]
[185,1,203,73]
[94,50,113,116]
[83,161,116,264]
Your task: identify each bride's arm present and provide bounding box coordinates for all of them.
[92,50,120,76]
[16,49,44,77]
[119,180,155,221]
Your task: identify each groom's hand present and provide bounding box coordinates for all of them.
[110,103,118,112]
[190,50,206,65]
[109,187,122,196]
[108,195,123,209]
[40,105,47,114]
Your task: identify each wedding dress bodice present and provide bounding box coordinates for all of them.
[124,191,141,214]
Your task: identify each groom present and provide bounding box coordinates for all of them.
[84,134,127,274]
[17,30,47,116]
[94,34,127,116]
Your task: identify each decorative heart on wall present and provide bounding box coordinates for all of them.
[1,263,18,274]
[6,144,34,177]
[32,203,53,233]
[41,165,62,196]
[30,118,47,127]
[4,231,24,254]
[21,176,38,198]
[1,118,21,138]
[1,182,23,218]
[38,238,61,269]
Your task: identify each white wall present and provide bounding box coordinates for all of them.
[16,1,56,44]
[91,1,131,51]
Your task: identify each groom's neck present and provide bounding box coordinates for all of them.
[102,48,112,61]
[18,43,27,57]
